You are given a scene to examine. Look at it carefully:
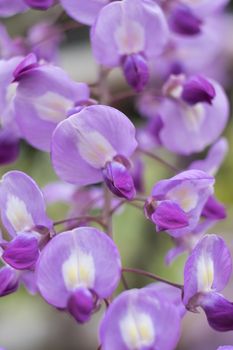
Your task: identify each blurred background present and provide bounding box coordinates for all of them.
[1,2,233,349]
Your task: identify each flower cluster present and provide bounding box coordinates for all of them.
[0,0,233,349]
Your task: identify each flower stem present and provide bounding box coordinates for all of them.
[122,267,183,290]
[53,216,106,230]
[139,148,180,173]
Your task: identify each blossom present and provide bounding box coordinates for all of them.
[183,234,233,331]
[0,171,52,270]
[51,105,138,199]
[145,170,214,237]
[60,0,109,25]
[14,54,89,151]
[99,288,181,350]
[91,0,168,91]
[36,227,121,323]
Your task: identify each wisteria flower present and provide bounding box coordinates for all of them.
[183,234,233,331]
[158,75,229,155]
[99,288,181,350]
[51,105,138,199]
[145,170,214,237]
[14,54,89,151]
[36,227,121,323]
[0,171,52,270]
[91,0,168,91]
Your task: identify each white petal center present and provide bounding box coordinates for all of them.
[6,194,34,232]
[197,254,214,292]
[167,182,199,212]
[115,20,145,55]
[120,310,155,349]
[62,250,95,291]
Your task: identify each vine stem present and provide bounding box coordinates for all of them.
[138,148,180,173]
[53,216,106,229]
[122,267,183,290]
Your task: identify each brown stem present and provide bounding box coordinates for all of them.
[121,272,129,290]
[53,216,106,229]
[122,267,183,290]
[103,184,113,237]
[139,148,180,173]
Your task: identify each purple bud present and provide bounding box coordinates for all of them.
[152,201,189,231]
[169,5,202,36]
[121,53,149,92]
[202,195,227,220]
[13,53,38,81]
[2,235,39,270]
[200,292,233,332]
[102,160,136,200]
[182,75,216,105]
[24,0,54,10]
[0,129,20,165]
[67,287,95,324]
[0,266,19,297]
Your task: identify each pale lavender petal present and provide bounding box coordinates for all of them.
[36,227,121,308]
[144,282,186,318]
[189,137,228,176]
[60,0,109,25]
[0,0,28,17]
[100,288,181,350]
[183,235,232,307]
[15,64,89,151]
[0,171,52,237]
[51,105,137,186]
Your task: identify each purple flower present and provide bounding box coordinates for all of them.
[145,170,214,237]
[217,347,233,350]
[0,24,26,59]
[156,75,229,155]
[0,171,52,270]
[99,288,181,350]
[14,54,89,151]
[91,0,168,91]
[183,234,233,331]
[60,0,109,25]
[0,265,19,296]
[51,105,138,199]
[36,227,121,323]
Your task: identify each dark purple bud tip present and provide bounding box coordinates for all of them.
[152,200,189,231]
[202,195,227,220]
[2,235,39,270]
[169,4,202,36]
[68,287,95,324]
[13,53,38,82]
[200,292,233,332]
[0,129,20,165]
[121,53,149,92]
[0,266,19,297]
[102,160,136,200]
[182,75,216,105]
[24,0,54,10]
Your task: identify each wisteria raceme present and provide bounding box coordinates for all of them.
[0,0,232,349]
